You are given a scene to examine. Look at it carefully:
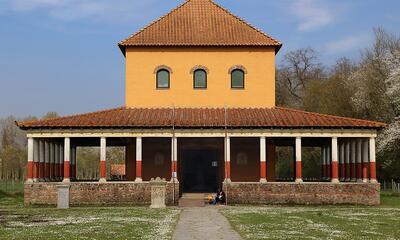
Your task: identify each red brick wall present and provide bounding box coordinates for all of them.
[223,182,380,205]
[24,182,179,206]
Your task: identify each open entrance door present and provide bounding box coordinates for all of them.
[182,149,219,193]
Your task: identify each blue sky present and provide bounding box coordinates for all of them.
[0,0,399,118]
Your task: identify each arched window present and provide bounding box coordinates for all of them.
[231,69,245,89]
[193,69,207,89]
[156,69,170,89]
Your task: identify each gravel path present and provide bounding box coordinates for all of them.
[172,206,243,240]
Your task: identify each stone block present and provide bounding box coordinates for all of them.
[57,185,70,209]
[150,177,167,209]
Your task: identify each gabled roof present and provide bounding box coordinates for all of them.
[16,107,386,130]
[118,0,282,53]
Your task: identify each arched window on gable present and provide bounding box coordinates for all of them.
[156,69,170,89]
[231,69,245,89]
[193,69,207,89]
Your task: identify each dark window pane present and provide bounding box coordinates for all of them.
[231,70,244,88]
[194,70,207,88]
[157,70,170,88]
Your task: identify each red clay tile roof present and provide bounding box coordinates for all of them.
[16,107,386,130]
[118,0,281,52]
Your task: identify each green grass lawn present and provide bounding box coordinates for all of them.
[0,191,180,240]
[221,193,400,240]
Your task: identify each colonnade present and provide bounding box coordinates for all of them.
[25,136,377,183]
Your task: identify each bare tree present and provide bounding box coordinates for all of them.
[277,48,326,108]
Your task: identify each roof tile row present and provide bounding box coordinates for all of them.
[118,0,281,50]
[17,107,386,130]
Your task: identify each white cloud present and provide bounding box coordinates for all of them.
[291,0,335,32]
[324,35,370,54]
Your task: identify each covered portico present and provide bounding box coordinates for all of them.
[24,132,379,183]
[19,107,385,206]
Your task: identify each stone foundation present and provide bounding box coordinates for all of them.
[24,181,179,206]
[223,182,380,205]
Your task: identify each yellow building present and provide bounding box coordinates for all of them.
[18,0,385,206]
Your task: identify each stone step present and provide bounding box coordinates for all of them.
[178,198,205,207]
[179,193,211,207]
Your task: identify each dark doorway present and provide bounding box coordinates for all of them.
[182,149,219,193]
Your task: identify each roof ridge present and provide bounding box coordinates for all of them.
[275,106,387,127]
[118,0,191,46]
[208,0,281,46]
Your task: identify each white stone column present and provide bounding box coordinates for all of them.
[99,137,107,183]
[135,137,143,182]
[44,140,50,181]
[171,137,178,180]
[54,142,60,181]
[362,139,369,183]
[49,142,55,181]
[345,141,350,181]
[331,137,339,183]
[326,145,331,180]
[59,143,64,180]
[26,138,34,183]
[369,137,377,183]
[321,146,326,180]
[351,140,357,181]
[39,140,45,181]
[260,137,267,183]
[357,139,363,182]
[63,137,70,183]
[224,136,231,182]
[339,142,345,182]
[33,139,39,182]
[295,137,302,183]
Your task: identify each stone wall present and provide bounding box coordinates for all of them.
[24,181,179,206]
[223,182,380,205]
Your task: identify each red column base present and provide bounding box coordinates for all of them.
[63,161,70,181]
[260,161,267,181]
[225,161,231,180]
[295,161,302,182]
[26,161,34,180]
[100,161,106,179]
[135,160,142,181]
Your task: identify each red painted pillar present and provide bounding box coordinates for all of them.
[225,136,231,181]
[351,141,356,181]
[26,138,34,182]
[135,137,143,182]
[44,141,50,180]
[171,137,178,180]
[99,138,107,182]
[356,140,362,181]
[321,146,326,180]
[260,137,267,182]
[63,138,70,182]
[295,137,302,183]
[369,138,377,183]
[345,141,350,181]
[331,137,339,183]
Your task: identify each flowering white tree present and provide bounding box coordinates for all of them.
[378,49,400,152]
[348,29,400,154]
